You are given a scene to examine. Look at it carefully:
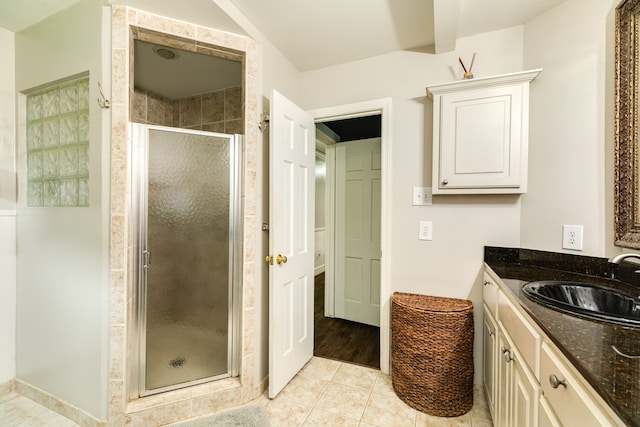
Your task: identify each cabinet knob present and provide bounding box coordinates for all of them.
[483,280,490,286]
[504,350,513,363]
[442,179,449,185]
[549,374,566,389]
[488,330,495,337]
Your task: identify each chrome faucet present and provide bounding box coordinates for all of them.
[608,253,640,279]
[608,253,640,264]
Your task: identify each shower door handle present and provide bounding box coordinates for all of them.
[143,250,151,269]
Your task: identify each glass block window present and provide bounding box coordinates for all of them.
[26,76,90,207]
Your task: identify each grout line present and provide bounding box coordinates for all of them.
[298,359,339,426]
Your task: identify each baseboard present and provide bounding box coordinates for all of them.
[254,375,268,398]
[0,379,15,397]
[15,379,106,427]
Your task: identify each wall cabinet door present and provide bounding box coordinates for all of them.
[427,69,541,195]
[438,86,522,190]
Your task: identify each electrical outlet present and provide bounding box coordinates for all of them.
[562,225,583,251]
[419,221,433,241]
[413,187,433,206]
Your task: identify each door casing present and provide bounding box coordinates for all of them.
[310,98,392,374]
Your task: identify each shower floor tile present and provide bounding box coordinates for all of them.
[145,323,228,391]
[0,357,494,426]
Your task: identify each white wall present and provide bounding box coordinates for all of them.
[299,27,526,383]
[14,0,109,418]
[521,0,617,257]
[0,27,16,386]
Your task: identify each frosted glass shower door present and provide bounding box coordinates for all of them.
[135,125,240,396]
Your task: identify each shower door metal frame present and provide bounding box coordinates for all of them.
[128,123,243,399]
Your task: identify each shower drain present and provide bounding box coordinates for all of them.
[168,356,187,368]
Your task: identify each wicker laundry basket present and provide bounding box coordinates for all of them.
[391,292,474,417]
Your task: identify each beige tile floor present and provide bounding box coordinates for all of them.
[0,390,78,426]
[0,357,493,427]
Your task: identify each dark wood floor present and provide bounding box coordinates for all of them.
[314,273,380,369]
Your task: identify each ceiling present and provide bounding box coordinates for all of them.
[228,0,569,71]
[0,0,82,32]
[134,40,242,99]
[0,0,569,72]
[0,0,570,141]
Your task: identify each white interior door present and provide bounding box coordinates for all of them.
[268,90,315,398]
[335,138,382,327]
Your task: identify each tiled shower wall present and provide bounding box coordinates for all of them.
[132,86,244,134]
[110,6,260,426]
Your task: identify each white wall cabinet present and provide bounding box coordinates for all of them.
[427,70,541,194]
[483,267,626,427]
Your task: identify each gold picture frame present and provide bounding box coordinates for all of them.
[615,0,640,248]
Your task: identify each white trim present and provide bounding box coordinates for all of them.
[314,265,325,276]
[15,380,106,426]
[309,98,392,374]
[324,145,336,319]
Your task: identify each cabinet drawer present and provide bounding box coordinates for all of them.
[483,272,499,319]
[498,290,539,376]
[540,342,615,427]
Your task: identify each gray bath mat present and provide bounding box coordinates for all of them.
[170,406,270,426]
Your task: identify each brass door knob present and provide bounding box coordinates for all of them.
[266,254,288,266]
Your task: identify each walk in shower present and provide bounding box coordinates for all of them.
[130,123,242,397]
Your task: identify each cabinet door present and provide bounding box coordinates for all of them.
[512,348,539,427]
[483,306,498,419]
[539,395,562,427]
[496,329,513,427]
[437,84,524,191]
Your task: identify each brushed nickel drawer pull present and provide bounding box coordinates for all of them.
[549,374,566,389]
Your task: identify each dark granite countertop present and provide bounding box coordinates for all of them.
[484,247,640,427]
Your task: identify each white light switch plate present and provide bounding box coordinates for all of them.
[562,225,583,251]
[413,187,433,206]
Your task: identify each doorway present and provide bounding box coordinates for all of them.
[311,102,391,372]
[128,34,244,398]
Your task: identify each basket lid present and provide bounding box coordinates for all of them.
[392,292,472,313]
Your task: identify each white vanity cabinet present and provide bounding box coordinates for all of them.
[482,305,498,421]
[498,327,539,427]
[539,342,616,427]
[426,70,541,194]
[484,271,539,427]
[483,266,626,427]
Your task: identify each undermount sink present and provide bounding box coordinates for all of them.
[522,281,640,326]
